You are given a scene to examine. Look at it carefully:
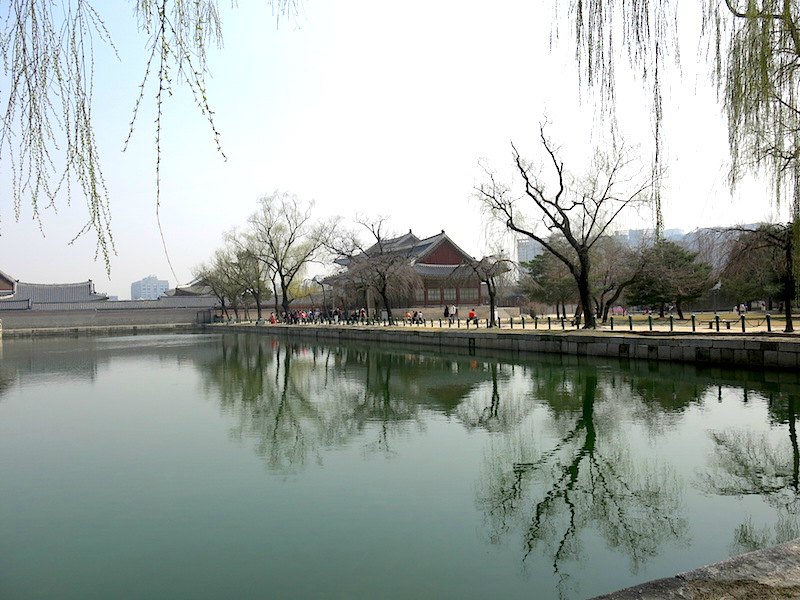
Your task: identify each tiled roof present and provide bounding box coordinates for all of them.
[29,296,219,311]
[6,281,107,304]
[413,264,460,277]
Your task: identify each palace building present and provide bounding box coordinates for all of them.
[328,230,483,310]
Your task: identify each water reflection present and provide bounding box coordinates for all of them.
[701,391,800,553]
[197,336,551,470]
[476,366,688,598]
[6,333,800,599]
[197,335,505,470]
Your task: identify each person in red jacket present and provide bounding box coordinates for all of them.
[468,308,477,324]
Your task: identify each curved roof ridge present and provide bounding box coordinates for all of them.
[17,280,94,288]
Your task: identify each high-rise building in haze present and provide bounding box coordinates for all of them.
[131,276,169,300]
[516,238,544,264]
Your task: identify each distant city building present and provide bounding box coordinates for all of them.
[613,228,685,248]
[131,276,169,300]
[516,238,544,264]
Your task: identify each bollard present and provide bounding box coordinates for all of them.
[448,318,451,328]
[486,318,489,328]
[548,316,551,330]
[629,315,633,331]
[610,316,614,330]
[669,315,674,332]
[741,314,746,332]
[510,317,514,329]
[439,319,442,327]
[648,315,653,331]
[522,317,525,329]
[767,313,772,332]
[458,318,461,328]
[534,316,538,329]
[691,314,696,332]
[561,317,566,330]
[715,314,720,332]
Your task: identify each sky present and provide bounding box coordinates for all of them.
[0,1,788,299]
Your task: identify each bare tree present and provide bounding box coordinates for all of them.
[452,255,513,328]
[328,217,421,323]
[591,236,646,323]
[477,126,650,328]
[248,191,337,317]
[194,245,249,320]
[223,230,273,320]
[720,223,797,332]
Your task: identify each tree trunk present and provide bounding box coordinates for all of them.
[488,287,497,328]
[254,292,262,319]
[379,288,393,323]
[280,277,291,318]
[600,280,631,324]
[785,231,795,333]
[575,257,595,328]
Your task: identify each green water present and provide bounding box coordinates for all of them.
[1,333,798,599]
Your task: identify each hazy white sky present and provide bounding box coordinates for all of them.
[0,1,786,299]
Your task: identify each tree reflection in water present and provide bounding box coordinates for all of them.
[195,336,800,596]
[702,392,800,554]
[476,364,688,597]
[197,335,503,471]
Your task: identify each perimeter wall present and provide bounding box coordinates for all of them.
[0,307,211,330]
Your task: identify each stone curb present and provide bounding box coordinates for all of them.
[591,538,800,599]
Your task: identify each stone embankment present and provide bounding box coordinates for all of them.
[215,323,800,370]
[591,538,800,599]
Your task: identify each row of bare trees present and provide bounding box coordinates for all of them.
[478,125,798,331]
[195,191,337,320]
[195,194,512,324]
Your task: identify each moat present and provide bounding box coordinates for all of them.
[1,333,798,599]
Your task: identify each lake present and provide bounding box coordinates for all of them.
[1,332,798,599]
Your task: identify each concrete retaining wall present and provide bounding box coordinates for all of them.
[214,324,800,370]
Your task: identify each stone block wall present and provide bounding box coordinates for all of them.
[214,324,800,371]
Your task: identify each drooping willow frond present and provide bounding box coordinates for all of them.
[0,0,116,270]
[559,0,800,219]
[0,0,298,274]
[557,0,679,239]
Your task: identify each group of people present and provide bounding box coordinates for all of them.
[443,305,478,324]
[404,310,425,324]
[240,305,483,326]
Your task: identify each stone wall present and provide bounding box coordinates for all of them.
[214,324,800,370]
[0,307,211,331]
